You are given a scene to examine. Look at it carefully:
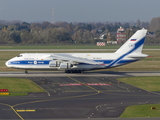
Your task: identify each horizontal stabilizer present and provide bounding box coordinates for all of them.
[127,54,148,59]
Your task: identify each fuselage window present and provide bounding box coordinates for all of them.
[17,55,23,57]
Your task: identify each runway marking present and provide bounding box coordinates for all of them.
[86,83,111,86]
[53,82,111,84]
[59,83,83,86]
[0,92,98,119]
[64,90,96,92]
[103,92,156,97]
[16,110,35,112]
[16,110,25,112]
[67,76,101,93]
[57,83,111,86]
[26,109,35,112]
[12,92,99,108]
[63,90,129,93]
[0,103,24,120]
[100,90,131,92]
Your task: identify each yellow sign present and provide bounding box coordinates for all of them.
[0,92,9,95]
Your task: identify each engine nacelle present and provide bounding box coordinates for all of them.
[49,60,60,67]
[58,62,72,69]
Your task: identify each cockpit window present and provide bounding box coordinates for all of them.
[17,54,23,57]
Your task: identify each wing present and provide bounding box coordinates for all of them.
[49,54,102,65]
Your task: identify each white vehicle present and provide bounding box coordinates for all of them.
[6,29,148,73]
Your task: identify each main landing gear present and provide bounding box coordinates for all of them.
[65,70,84,73]
[25,70,28,74]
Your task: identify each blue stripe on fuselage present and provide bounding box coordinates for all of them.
[94,60,113,64]
[9,60,51,65]
[79,59,138,65]
[9,59,138,66]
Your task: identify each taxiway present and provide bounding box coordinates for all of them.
[0,72,160,120]
[0,71,160,77]
[0,30,159,119]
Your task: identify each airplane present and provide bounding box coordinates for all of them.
[5,28,148,73]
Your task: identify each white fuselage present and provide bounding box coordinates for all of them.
[5,52,146,71]
[5,29,149,72]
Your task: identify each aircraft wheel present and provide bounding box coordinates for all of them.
[25,70,28,74]
[65,70,83,74]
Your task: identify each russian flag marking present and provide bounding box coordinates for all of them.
[130,39,136,41]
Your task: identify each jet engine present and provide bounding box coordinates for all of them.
[58,62,72,69]
[49,60,60,67]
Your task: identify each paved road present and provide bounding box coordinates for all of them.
[0,71,159,77]
[0,73,160,120]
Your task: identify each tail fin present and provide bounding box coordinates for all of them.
[115,28,147,54]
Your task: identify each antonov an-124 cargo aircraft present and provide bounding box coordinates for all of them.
[5,28,148,73]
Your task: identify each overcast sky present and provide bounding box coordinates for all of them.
[0,0,160,23]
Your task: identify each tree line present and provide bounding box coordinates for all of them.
[0,18,159,45]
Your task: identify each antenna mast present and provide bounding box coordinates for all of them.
[52,8,54,24]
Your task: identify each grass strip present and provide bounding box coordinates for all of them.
[0,45,159,49]
[121,104,160,118]
[0,78,45,96]
[118,76,160,92]
[119,76,160,118]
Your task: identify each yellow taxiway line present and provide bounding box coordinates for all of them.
[16,109,35,112]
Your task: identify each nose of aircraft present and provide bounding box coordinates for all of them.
[5,61,8,66]
[5,57,17,68]
[5,60,10,67]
